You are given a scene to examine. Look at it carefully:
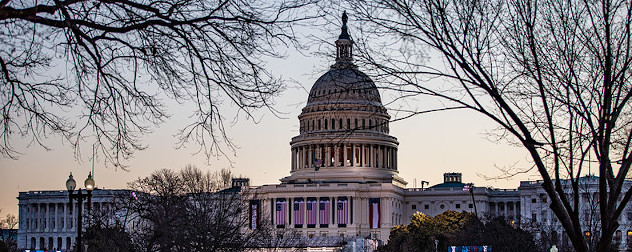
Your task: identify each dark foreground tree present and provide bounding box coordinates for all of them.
[122,165,269,251]
[340,0,632,251]
[452,216,538,252]
[0,0,315,167]
[381,211,537,252]
[379,211,475,252]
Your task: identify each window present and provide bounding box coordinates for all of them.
[440,204,445,209]
[456,204,461,209]
[615,230,622,243]
[412,205,417,210]
[532,198,537,203]
[325,119,328,129]
[468,204,473,209]
[424,205,429,209]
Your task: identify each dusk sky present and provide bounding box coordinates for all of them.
[0,22,536,220]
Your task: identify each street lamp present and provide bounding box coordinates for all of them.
[66,172,95,252]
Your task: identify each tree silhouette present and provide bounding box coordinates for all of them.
[0,0,315,167]
[340,0,632,251]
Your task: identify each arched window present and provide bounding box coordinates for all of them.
[30,237,36,249]
[57,237,62,250]
[325,119,328,130]
[67,237,72,250]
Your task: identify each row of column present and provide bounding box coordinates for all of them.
[291,144,397,170]
[26,202,73,232]
[26,201,108,232]
[489,201,520,219]
[300,117,389,134]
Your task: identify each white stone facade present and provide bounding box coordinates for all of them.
[17,189,130,250]
[519,177,632,250]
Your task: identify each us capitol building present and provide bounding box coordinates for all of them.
[16,13,632,251]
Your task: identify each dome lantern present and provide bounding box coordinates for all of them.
[334,11,354,67]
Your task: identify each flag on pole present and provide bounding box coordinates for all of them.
[369,198,380,229]
[276,199,287,227]
[337,197,348,226]
[306,197,317,227]
[294,198,304,227]
[319,197,330,227]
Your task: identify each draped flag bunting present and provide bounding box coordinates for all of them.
[369,198,380,229]
[337,197,348,227]
[319,197,330,227]
[249,200,260,230]
[306,197,317,227]
[294,198,305,227]
[275,199,287,227]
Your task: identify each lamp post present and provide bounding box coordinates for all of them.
[66,172,95,252]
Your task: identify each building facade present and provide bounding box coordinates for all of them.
[249,13,523,244]
[17,189,130,251]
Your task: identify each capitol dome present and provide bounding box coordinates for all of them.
[281,12,406,186]
[306,68,382,107]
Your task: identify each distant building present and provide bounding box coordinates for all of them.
[16,189,131,251]
[519,176,632,250]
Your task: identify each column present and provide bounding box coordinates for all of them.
[343,144,348,166]
[325,145,330,167]
[394,149,398,170]
[359,144,364,167]
[291,148,296,170]
[378,145,382,168]
[304,146,308,168]
[308,145,313,168]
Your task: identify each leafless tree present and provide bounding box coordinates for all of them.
[0,0,316,168]
[332,0,632,251]
[0,211,18,252]
[123,166,269,251]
